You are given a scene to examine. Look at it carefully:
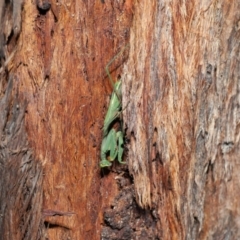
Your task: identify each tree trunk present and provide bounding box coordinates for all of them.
[0,0,239,239]
[123,1,240,239]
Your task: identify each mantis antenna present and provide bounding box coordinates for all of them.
[105,44,130,100]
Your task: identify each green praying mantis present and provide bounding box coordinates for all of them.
[100,45,129,168]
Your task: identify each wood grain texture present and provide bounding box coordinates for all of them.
[1,0,239,239]
[123,0,240,239]
[0,77,44,240]
[14,0,133,239]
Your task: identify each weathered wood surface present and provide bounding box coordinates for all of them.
[0,77,44,240]
[0,0,133,239]
[1,0,239,239]
[123,0,240,239]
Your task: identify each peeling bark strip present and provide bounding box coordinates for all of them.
[0,77,44,240]
[123,0,240,239]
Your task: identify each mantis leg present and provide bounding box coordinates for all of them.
[107,129,118,162]
[116,131,126,164]
[105,44,129,101]
[100,129,118,167]
[103,81,122,137]
[100,135,112,167]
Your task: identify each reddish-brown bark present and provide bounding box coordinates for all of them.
[1,0,240,239]
[18,1,133,239]
[1,0,133,239]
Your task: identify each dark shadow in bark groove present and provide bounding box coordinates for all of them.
[101,169,159,240]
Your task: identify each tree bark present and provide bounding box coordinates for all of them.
[1,0,134,239]
[0,0,239,239]
[123,0,240,239]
